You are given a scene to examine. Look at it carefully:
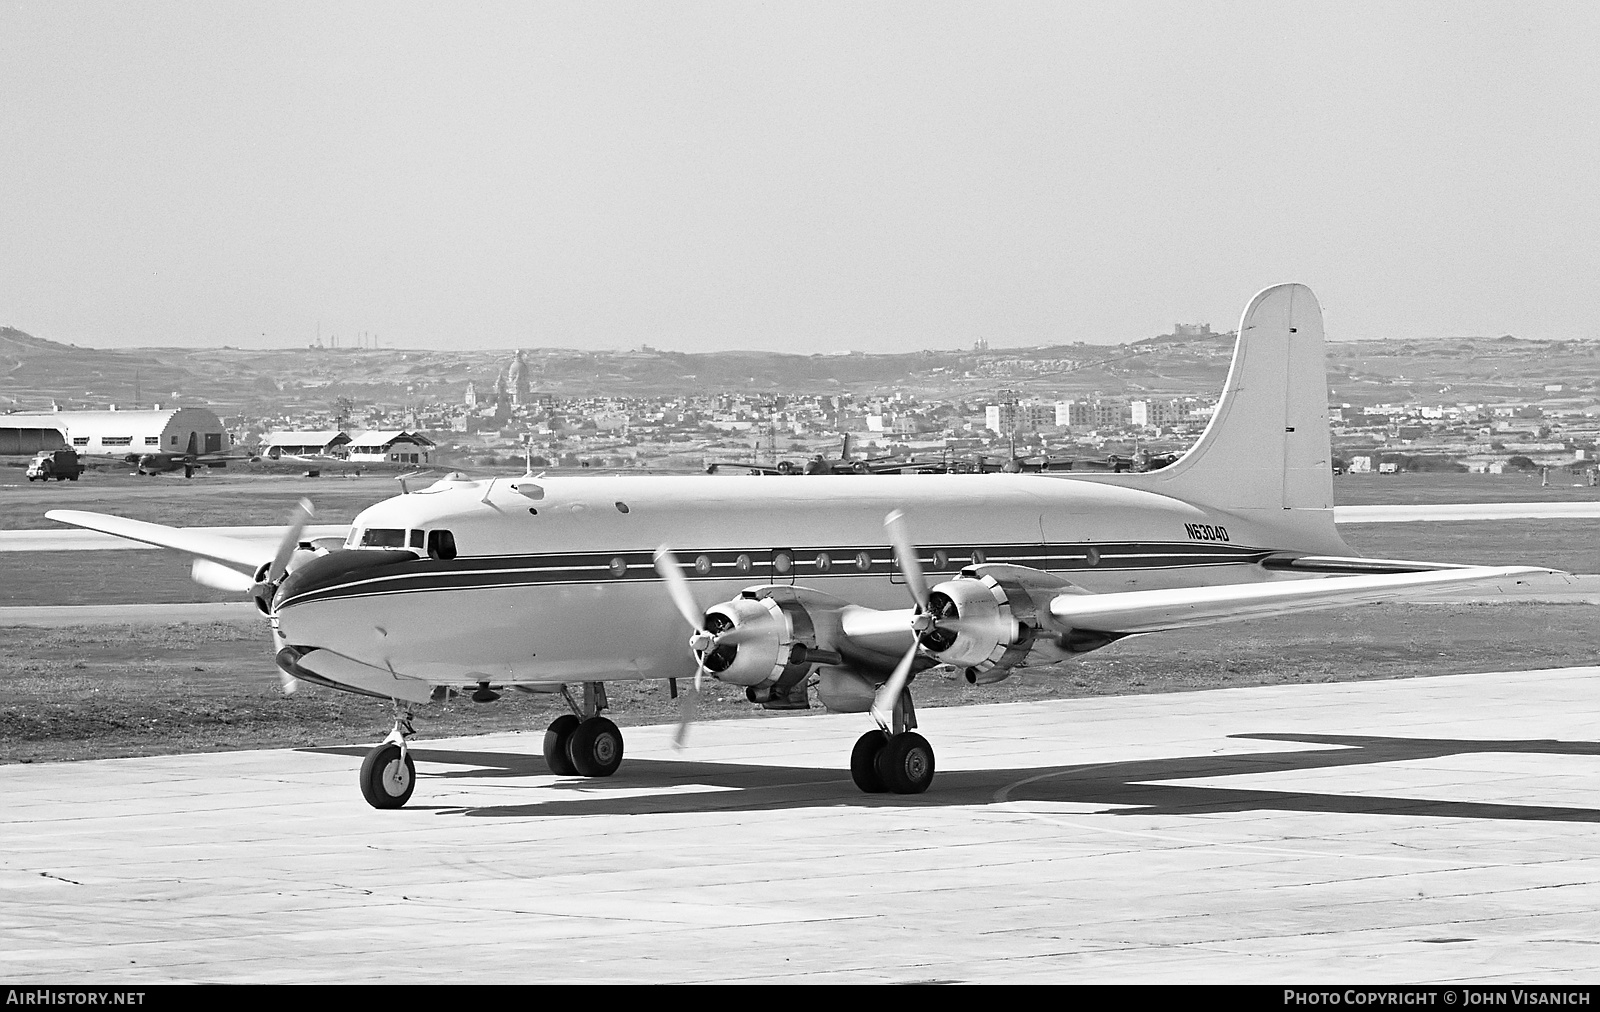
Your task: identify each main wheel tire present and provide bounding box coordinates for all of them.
[359,743,416,809]
[850,730,889,793]
[566,716,624,777]
[877,732,935,795]
[543,714,580,775]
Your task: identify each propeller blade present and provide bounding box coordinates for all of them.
[190,558,255,593]
[673,681,697,748]
[884,509,929,610]
[653,545,705,632]
[674,656,707,748]
[267,499,315,584]
[870,638,920,731]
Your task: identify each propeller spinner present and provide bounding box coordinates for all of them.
[652,545,758,746]
[872,510,983,731]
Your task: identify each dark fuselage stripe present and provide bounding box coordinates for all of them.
[276,541,1275,610]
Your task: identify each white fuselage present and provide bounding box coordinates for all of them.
[272,473,1324,687]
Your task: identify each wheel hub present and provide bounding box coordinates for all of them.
[382,759,412,796]
[903,749,927,781]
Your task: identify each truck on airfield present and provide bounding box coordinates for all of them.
[25,448,85,482]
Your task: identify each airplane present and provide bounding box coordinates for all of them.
[47,283,1556,810]
[118,432,251,477]
[705,434,913,475]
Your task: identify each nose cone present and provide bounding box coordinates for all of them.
[274,549,419,612]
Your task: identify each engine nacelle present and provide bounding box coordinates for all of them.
[699,587,841,689]
[922,564,1089,680]
[919,577,1023,674]
[699,595,797,687]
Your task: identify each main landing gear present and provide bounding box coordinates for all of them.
[542,682,624,778]
[849,685,935,795]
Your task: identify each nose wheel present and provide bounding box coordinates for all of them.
[359,742,416,809]
[360,707,418,809]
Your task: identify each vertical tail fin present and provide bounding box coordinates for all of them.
[1130,283,1348,553]
[1145,283,1331,509]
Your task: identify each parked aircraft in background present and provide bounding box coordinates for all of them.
[705,434,913,475]
[98,430,251,478]
[49,284,1554,811]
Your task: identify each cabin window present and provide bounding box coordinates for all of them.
[359,528,407,548]
[427,529,457,561]
[408,530,424,549]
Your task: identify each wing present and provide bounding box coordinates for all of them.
[1047,565,1552,635]
[1334,503,1600,523]
[45,509,275,570]
[704,460,788,475]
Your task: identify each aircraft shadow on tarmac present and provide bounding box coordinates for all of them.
[304,732,1600,823]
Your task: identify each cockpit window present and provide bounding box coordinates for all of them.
[427,529,457,561]
[359,528,408,548]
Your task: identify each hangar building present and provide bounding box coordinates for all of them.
[261,431,351,458]
[346,430,434,465]
[0,424,70,454]
[0,408,232,457]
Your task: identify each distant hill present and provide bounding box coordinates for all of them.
[0,327,204,412]
[1,323,1595,420]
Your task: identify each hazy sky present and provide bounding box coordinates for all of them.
[3,1,1596,351]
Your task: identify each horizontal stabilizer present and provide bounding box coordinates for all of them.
[1334,503,1600,523]
[45,509,274,570]
[1049,566,1552,635]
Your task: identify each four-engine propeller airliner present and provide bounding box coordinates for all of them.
[47,284,1554,809]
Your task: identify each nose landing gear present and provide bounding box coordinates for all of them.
[360,708,417,809]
